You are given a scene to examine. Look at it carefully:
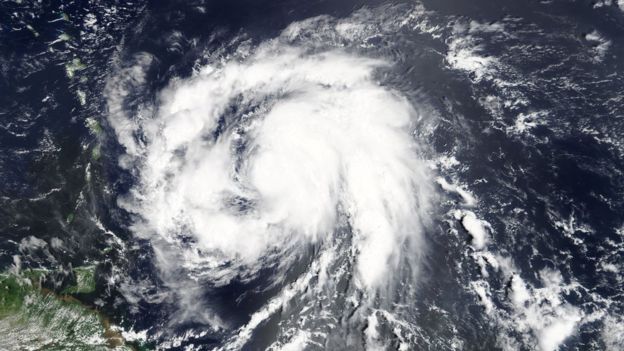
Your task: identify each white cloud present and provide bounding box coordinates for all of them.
[460,211,490,250]
[107,36,434,323]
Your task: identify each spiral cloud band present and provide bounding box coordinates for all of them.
[110,41,432,298]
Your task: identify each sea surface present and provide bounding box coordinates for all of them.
[1,0,623,350]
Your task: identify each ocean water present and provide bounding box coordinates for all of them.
[1,0,623,350]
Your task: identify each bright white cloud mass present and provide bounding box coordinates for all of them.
[108,39,433,296]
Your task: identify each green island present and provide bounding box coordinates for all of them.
[0,267,136,350]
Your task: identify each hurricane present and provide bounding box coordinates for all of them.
[106,31,435,347]
[2,0,623,350]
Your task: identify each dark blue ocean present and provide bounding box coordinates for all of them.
[1,0,623,350]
